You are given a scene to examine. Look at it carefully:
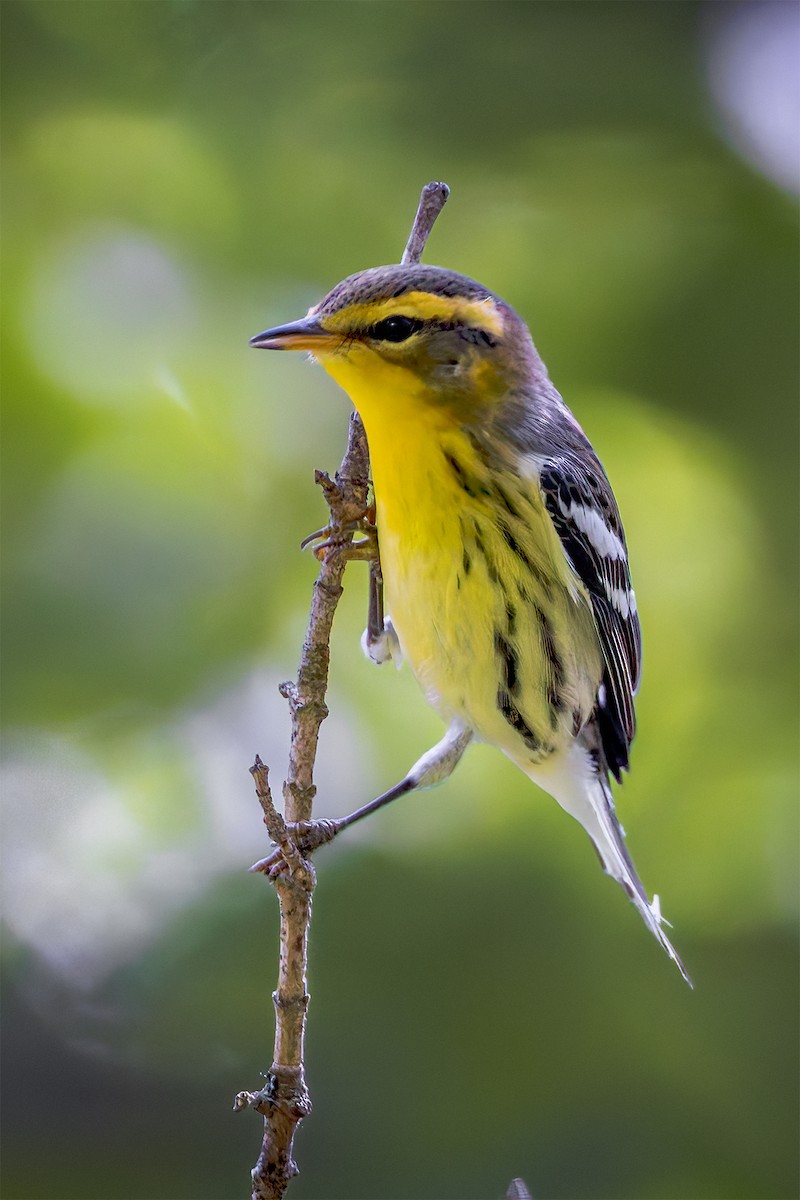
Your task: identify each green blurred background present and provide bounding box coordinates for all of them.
[2,2,798,1198]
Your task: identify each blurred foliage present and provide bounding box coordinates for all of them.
[1,2,798,1199]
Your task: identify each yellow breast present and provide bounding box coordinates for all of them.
[321,350,602,762]
[324,352,467,695]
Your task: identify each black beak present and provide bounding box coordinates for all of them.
[249,314,336,351]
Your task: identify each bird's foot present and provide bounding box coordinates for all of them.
[249,818,344,878]
[361,616,403,666]
[300,510,378,562]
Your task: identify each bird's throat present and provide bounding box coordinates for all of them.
[320,352,467,555]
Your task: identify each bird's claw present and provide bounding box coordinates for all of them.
[300,515,378,561]
[249,818,343,877]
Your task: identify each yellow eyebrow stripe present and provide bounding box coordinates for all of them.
[322,292,505,337]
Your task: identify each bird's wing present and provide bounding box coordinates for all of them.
[538,452,642,780]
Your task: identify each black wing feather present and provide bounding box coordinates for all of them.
[539,454,642,781]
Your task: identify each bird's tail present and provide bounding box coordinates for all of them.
[531,746,693,987]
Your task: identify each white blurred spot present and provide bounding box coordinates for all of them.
[22,225,194,407]
[0,669,371,990]
[1,737,188,988]
[706,0,800,194]
[154,363,193,412]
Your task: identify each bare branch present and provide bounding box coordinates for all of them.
[239,182,450,1198]
[238,414,371,1200]
[250,756,286,843]
[402,180,450,265]
[280,424,371,827]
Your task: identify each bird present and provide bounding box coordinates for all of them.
[250,262,691,985]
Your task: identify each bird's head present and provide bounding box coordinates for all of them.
[250,265,538,423]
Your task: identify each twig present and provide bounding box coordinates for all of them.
[236,182,450,1199]
[236,416,370,1200]
[402,180,450,265]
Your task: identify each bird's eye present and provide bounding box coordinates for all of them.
[370,315,423,343]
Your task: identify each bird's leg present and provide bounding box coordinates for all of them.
[250,723,473,876]
[367,557,385,647]
[361,558,403,666]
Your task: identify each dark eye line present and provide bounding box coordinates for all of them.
[367,314,424,343]
[442,322,499,348]
[365,314,499,348]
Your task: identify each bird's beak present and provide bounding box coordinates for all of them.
[249,313,338,352]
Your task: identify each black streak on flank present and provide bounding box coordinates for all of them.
[505,600,516,635]
[443,451,490,500]
[495,632,519,694]
[465,430,495,474]
[498,689,540,752]
[500,522,535,573]
[444,451,478,498]
[462,546,471,576]
[493,482,523,522]
[535,604,565,710]
[473,526,499,583]
[515,579,531,604]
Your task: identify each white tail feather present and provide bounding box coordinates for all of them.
[529,745,693,987]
